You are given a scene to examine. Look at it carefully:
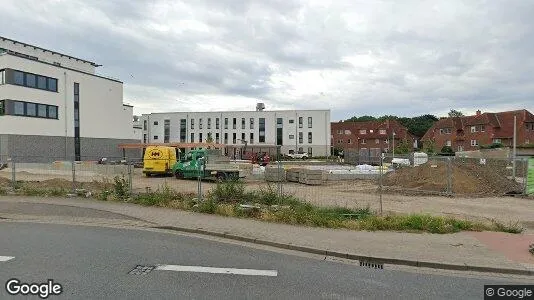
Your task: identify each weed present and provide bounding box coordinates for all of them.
[0,187,6,195]
[97,190,112,201]
[113,175,129,200]
[209,180,246,203]
[491,220,524,234]
[195,199,217,214]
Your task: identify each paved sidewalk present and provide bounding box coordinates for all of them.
[1,195,533,275]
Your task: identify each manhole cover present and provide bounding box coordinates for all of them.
[129,265,155,275]
[359,261,384,270]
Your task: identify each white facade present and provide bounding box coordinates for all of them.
[140,109,331,157]
[0,36,137,161]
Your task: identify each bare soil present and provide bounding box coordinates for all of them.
[383,161,523,195]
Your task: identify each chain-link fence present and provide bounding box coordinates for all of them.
[0,153,531,217]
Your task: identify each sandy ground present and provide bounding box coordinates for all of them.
[2,168,533,229]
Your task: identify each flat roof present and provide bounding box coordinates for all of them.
[0,36,101,67]
[143,109,330,115]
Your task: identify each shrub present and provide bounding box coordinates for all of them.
[113,175,129,200]
[209,180,246,203]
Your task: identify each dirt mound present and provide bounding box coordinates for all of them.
[384,161,523,195]
[0,176,11,187]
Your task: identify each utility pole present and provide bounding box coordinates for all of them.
[512,115,517,181]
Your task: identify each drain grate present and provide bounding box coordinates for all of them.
[359,261,384,270]
[129,265,156,275]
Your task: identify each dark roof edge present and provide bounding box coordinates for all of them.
[4,52,122,84]
[0,36,100,67]
[123,104,134,107]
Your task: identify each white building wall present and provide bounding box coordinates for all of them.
[0,54,132,140]
[140,110,331,156]
[0,38,96,73]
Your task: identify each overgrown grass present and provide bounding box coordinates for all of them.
[18,186,68,197]
[7,179,523,234]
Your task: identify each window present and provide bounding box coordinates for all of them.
[143,134,147,143]
[47,78,57,92]
[0,70,4,85]
[480,125,485,132]
[337,140,343,144]
[298,147,303,153]
[384,139,389,144]
[224,133,228,144]
[289,134,295,139]
[216,118,220,129]
[348,139,352,144]
[233,133,237,144]
[38,104,47,117]
[370,130,374,133]
[153,135,159,140]
[153,121,158,126]
[440,128,452,134]
[289,119,294,124]
[250,118,254,129]
[298,132,303,144]
[26,73,36,88]
[37,76,47,89]
[176,119,185,143]
[308,147,312,156]
[191,119,194,129]
[359,129,366,134]
[224,118,228,129]
[233,118,237,129]
[26,103,36,116]
[143,120,147,130]
[199,118,203,129]
[13,71,24,85]
[361,139,366,144]
[298,117,303,128]
[379,129,386,135]
[199,133,203,142]
[337,130,343,134]
[73,83,80,160]
[0,100,4,115]
[215,133,220,144]
[164,119,170,143]
[207,118,211,129]
[14,101,24,115]
[470,126,477,133]
[344,130,351,135]
[191,133,195,143]
[471,140,478,146]
[493,138,502,144]
[241,118,245,129]
[308,132,312,144]
[259,118,266,143]
[250,133,254,144]
[48,106,57,119]
[308,117,312,128]
[241,133,245,142]
[375,139,379,144]
[526,123,534,131]
[446,140,451,147]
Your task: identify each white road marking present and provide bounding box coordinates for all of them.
[0,256,14,262]
[155,265,278,276]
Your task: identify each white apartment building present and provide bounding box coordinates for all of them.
[141,107,331,157]
[0,36,139,162]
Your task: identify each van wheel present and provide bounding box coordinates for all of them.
[145,173,151,177]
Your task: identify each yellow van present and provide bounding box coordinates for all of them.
[143,146,177,177]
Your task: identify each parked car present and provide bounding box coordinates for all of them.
[287,152,309,159]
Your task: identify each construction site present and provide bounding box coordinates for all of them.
[1,147,533,230]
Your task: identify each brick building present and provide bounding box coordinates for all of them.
[421,109,534,152]
[331,120,417,156]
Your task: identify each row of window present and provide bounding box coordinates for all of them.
[0,69,58,92]
[0,99,58,119]
[336,129,388,135]
[148,132,314,144]
[337,138,389,145]
[145,117,315,131]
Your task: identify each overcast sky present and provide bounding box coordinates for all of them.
[2,0,534,121]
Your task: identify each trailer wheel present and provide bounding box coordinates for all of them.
[216,173,226,183]
[145,172,151,177]
[175,171,184,179]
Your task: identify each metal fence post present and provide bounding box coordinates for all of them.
[72,159,76,193]
[10,157,16,189]
[379,153,383,216]
[128,161,133,196]
[277,146,282,198]
[447,157,452,196]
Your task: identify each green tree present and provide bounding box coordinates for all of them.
[206,133,213,143]
[344,114,438,138]
[346,115,376,122]
[423,140,436,155]
[394,139,412,154]
[448,109,464,117]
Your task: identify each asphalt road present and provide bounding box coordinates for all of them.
[0,222,525,300]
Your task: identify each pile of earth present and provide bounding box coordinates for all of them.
[0,177,11,187]
[383,161,523,195]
